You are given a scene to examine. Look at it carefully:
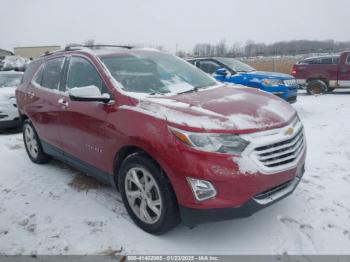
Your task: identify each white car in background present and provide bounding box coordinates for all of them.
[0,71,23,130]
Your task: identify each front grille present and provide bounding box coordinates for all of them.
[284,79,298,86]
[254,127,305,168]
[255,179,293,200]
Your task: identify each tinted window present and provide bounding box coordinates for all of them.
[347,54,350,64]
[320,57,333,64]
[187,60,195,65]
[308,58,320,64]
[215,57,255,72]
[41,57,65,90]
[199,60,222,74]
[66,57,105,92]
[300,58,319,64]
[22,60,40,84]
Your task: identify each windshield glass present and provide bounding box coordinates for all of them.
[215,57,255,72]
[0,74,22,88]
[101,51,217,94]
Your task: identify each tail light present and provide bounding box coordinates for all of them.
[291,65,297,76]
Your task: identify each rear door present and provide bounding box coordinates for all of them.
[59,55,112,173]
[338,53,350,87]
[26,56,67,148]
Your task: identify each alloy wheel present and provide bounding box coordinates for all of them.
[124,167,162,224]
[24,124,39,159]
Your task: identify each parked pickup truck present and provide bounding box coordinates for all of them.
[187,57,298,103]
[292,51,350,94]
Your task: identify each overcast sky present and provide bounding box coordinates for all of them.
[1,0,349,53]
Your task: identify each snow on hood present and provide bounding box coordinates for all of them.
[0,87,16,100]
[121,85,296,132]
[244,71,293,80]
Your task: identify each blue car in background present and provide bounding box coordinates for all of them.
[187,57,298,103]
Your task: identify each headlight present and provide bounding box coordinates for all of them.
[169,127,249,154]
[262,79,283,86]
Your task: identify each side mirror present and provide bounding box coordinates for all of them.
[68,85,111,103]
[215,68,228,76]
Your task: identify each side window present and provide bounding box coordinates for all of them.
[199,60,222,74]
[302,58,320,64]
[347,54,350,64]
[333,57,339,64]
[187,60,196,65]
[66,57,106,93]
[320,57,333,64]
[33,64,44,85]
[41,57,65,90]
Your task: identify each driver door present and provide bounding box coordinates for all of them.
[59,55,112,173]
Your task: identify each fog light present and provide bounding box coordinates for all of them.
[187,178,217,201]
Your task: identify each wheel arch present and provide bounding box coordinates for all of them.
[113,145,176,197]
[306,76,329,86]
[19,113,28,123]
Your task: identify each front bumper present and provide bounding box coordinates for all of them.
[271,86,298,104]
[180,165,305,227]
[164,117,306,211]
[0,99,19,126]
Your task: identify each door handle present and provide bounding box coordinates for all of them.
[58,98,69,108]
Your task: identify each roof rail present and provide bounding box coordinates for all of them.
[64,44,133,51]
[40,44,134,57]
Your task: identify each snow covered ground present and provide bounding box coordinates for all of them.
[0,90,350,255]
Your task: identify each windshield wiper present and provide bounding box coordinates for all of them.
[149,91,168,95]
[177,86,200,95]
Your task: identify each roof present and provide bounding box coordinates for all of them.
[13,45,60,49]
[186,57,228,60]
[40,45,161,58]
[303,55,340,60]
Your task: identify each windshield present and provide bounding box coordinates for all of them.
[0,74,22,88]
[101,51,217,94]
[215,57,255,72]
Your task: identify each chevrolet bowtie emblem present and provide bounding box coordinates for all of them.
[285,127,294,136]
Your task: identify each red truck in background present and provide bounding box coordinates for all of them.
[292,51,350,94]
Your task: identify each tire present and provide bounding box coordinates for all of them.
[306,80,327,95]
[118,152,180,234]
[23,119,51,164]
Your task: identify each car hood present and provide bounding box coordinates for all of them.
[130,85,297,133]
[0,87,16,100]
[241,71,293,80]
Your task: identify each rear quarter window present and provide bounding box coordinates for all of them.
[21,60,41,84]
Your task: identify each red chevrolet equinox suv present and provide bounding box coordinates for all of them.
[16,46,306,234]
